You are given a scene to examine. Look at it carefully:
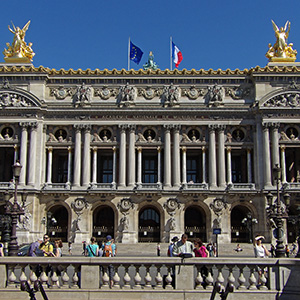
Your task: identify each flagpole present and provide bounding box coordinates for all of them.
[170,36,172,71]
[128,37,130,71]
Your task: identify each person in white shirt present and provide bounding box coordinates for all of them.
[172,234,194,257]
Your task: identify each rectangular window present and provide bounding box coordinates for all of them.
[98,154,113,183]
[231,150,247,183]
[186,154,201,183]
[0,147,14,182]
[142,154,158,183]
[52,151,68,183]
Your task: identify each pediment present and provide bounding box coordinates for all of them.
[0,86,42,108]
[259,88,300,108]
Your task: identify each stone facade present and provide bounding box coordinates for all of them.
[0,65,299,245]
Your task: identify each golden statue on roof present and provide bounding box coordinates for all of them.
[3,20,35,63]
[266,20,297,62]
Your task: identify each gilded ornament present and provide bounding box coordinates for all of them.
[143,51,159,71]
[3,21,35,63]
[266,20,297,62]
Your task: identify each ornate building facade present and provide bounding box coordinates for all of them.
[0,65,299,244]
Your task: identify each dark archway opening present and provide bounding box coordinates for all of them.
[93,206,114,241]
[47,205,68,242]
[184,206,207,241]
[138,206,160,242]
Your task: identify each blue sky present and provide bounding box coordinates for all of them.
[1,0,300,71]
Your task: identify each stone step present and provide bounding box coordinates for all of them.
[63,242,258,257]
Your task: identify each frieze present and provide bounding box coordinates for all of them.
[118,83,136,107]
[263,91,300,107]
[0,92,30,107]
[163,83,180,107]
[50,86,75,100]
[94,86,118,100]
[181,86,205,100]
[137,86,163,100]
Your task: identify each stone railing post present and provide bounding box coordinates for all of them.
[81,264,100,289]
[175,264,194,290]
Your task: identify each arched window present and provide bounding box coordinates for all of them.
[93,206,114,240]
[47,205,69,242]
[139,207,160,242]
[184,206,206,241]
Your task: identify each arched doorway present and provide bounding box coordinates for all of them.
[231,205,255,243]
[184,206,207,241]
[93,206,114,240]
[47,205,69,242]
[138,206,160,242]
[287,205,300,243]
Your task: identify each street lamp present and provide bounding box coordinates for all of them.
[241,212,258,243]
[6,161,24,256]
[266,164,290,258]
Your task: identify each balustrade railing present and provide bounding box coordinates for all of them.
[0,257,299,299]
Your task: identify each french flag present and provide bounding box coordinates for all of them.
[172,41,183,68]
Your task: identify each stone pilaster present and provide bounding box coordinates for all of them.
[163,125,172,188]
[181,146,187,186]
[217,125,226,188]
[73,124,82,187]
[262,123,272,188]
[118,125,127,188]
[208,125,217,188]
[82,124,91,187]
[19,122,29,186]
[172,125,181,187]
[226,146,232,185]
[128,125,136,187]
[46,146,53,184]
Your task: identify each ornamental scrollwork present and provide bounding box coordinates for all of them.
[210,198,227,217]
[118,198,134,214]
[263,92,300,107]
[164,198,180,216]
[50,86,74,100]
[94,86,118,100]
[182,86,205,100]
[225,85,252,100]
[71,197,89,216]
[138,86,161,100]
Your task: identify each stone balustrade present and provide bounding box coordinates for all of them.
[0,257,299,299]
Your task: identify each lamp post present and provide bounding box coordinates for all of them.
[6,161,24,256]
[241,212,258,243]
[266,164,290,258]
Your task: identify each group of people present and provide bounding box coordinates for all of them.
[28,235,63,257]
[168,234,216,258]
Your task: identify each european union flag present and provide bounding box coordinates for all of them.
[130,41,143,65]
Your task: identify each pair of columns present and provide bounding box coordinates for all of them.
[19,122,38,186]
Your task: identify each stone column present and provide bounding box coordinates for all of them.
[118,125,127,188]
[137,146,142,186]
[67,146,72,185]
[128,125,136,187]
[202,146,206,184]
[112,146,117,188]
[19,123,29,186]
[217,125,226,188]
[46,147,53,184]
[172,125,181,187]
[92,147,97,184]
[13,145,18,164]
[164,125,172,188]
[82,125,91,187]
[247,148,252,183]
[271,123,280,168]
[280,146,287,183]
[182,146,187,186]
[27,122,37,186]
[226,146,232,185]
[157,146,161,187]
[262,123,272,187]
[208,125,217,188]
[73,125,82,187]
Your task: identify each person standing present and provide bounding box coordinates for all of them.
[39,235,54,257]
[168,236,179,257]
[0,243,4,257]
[193,239,209,257]
[86,237,99,257]
[54,239,63,257]
[102,235,116,288]
[172,234,194,257]
[254,235,270,258]
[157,243,161,256]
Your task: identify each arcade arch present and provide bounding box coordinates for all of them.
[93,205,114,240]
[138,206,160,242]
[184,205,207,241]
[47,205,69,242]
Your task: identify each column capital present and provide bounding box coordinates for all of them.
[48,146,53,152]
[271,122,280,129]
[226,146,232,152]
[202,146,206,152]
[173,124,181,132]
[157,146,161,152]
[74,124,82,132]
[208,124,218,132]
[92,146,97,152]
[163,124,173,132]
[112,146,117,152]
[280,145,286,151]
[82,124,92,132]
[118,124,128,131]
[19,122,30,128]
[181,146,187,152]
[262,122,272,130]
[68,146,72,152]
[137,146,142,152]
[217,124,226,132]
[128,124,136,132]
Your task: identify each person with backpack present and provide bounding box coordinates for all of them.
[102,235,116,288]
[86,237,99,257]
